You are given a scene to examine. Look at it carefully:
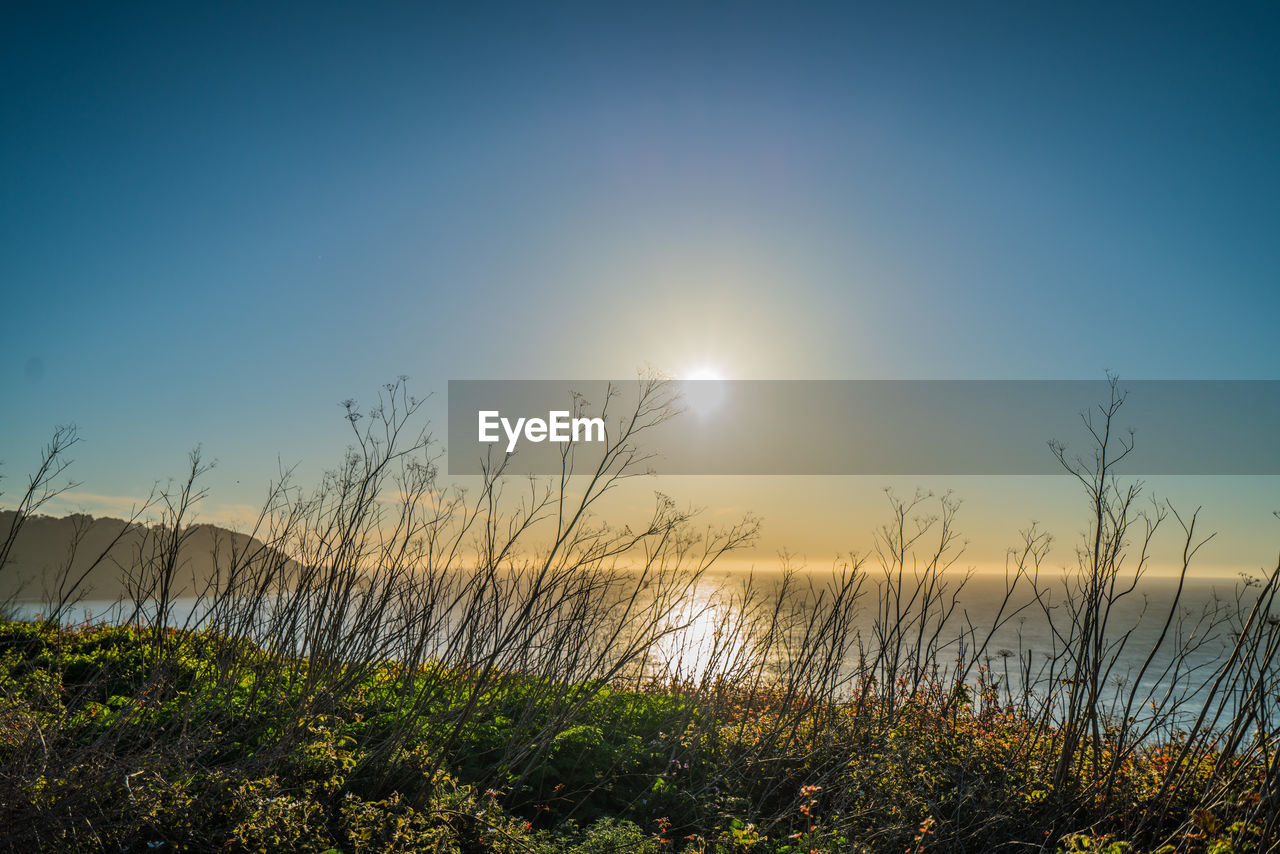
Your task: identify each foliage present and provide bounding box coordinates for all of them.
[1,618,1277,852]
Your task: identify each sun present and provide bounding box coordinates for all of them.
[682,363,726,382]
[678,362,729,416]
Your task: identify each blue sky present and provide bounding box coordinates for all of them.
[2,2,1277,570]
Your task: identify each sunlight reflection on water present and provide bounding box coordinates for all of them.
[13,568,1255,719]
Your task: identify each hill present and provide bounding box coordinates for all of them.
[0,510,274,605]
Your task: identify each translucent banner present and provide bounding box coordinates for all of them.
[447,380,1280,475]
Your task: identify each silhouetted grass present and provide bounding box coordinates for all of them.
[1,378,1277,853]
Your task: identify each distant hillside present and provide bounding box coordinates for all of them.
[0,511,276,605]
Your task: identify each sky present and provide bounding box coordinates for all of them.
[2,2,1278,575]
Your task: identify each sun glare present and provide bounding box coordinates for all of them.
[679,362,729,416]
[683,364,725,382]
